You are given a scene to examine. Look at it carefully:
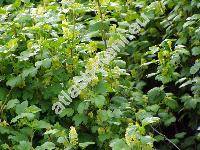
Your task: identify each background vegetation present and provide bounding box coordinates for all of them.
[0,0,199,149]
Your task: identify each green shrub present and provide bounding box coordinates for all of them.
[0,0,199,149]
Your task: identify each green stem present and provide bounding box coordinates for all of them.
[96,0,107,49]
[30,130,35,150]
[0,88,13,119]
[71,8,76,58]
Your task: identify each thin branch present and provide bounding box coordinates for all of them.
[96,0,107,49]
[150,125,181,150]
[71,8,76,58]
[30,129,35,150]
[0,88,13,117]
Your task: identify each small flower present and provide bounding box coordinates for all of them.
[69,126,78,146]
[112,66,128,78]
[90,76,99,86]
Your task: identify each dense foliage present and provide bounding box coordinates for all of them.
[0,0,200,149]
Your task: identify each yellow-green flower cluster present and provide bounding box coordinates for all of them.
[69,126,78,146]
